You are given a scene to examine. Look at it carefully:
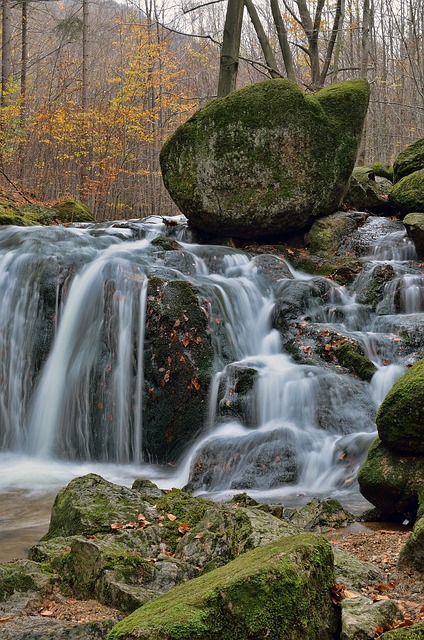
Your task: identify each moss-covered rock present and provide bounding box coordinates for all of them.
[340,596,402,640]
[0,560,51,616]
[306,211,367,254]
[403,212,424,258]
[376,359,424,453]
[398,514,424,572]
[393,138,424,183]
[42,474,157,540]
[335,341,377,382]
[107,534,338,640]
[52,198,94,223]
[344,166,393,212]
[370,162,394,181]
[390,169,424,214]
[358,438,424,519]
[160,78,369,240]
[380,620,424,638]
[143,278,214,462]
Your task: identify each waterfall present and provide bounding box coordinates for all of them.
[0,214,421,508]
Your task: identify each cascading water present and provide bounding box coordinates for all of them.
[0,213,423,559]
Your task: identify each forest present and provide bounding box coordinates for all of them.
[0,0,423,220]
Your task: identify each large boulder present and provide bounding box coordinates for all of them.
[106,535,338,640]
[344,166,392,212]
[160,78,370,240]
[376,359,424,454]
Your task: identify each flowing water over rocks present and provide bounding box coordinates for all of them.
[0,213,422,559]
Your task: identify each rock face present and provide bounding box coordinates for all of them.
[376,358,424,454]
[344,166,393,212]
[107,535,338,640]
[359,359,424,572]
[160,78,370,240]
[390,138,424,214]
[403,213,424,258]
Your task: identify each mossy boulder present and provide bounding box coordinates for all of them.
[344,166,392,211]
[376,359,424,453]
[0,560,51,615]
[143,278,214,462]
[42,473,158,540]
[390,169,424,214]
[52,198,94,223]
[403,212,424,258]
[398,514,424,572]
[306,211,368,254]
[340,597,402,640]
[107,534,338,640]
[160,78,369,240]
[393,138,424,182]
[358,438,424,519]
[334,341,377,382]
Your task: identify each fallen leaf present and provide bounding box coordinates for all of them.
[167,513,177,521]
[194,532,204,539]
[111,522,124,529]
[178,522,191,534]
[0,617,13,623]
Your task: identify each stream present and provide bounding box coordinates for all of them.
[0,213,422,561]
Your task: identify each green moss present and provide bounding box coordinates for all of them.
[398,514,424,572]
[52,198,94,223]
[380,620,424,638]
[107,534,337,640]
[370,162,393,181]
[151,236,181,251]
[358,438,424,519]
[376,359,424,453]
[160,78,369,239]
[393,138,424,182]
[306,213,359,254]
[335,341,377,381]
[0,563,38,601]
[390,169,424,213]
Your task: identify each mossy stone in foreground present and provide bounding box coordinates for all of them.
[160,78,369,240]
[398,514,424,573]
[335,341,376,382]
[107,534,337,640]
[389,169,424,214]
[376,359,424,453]
[393,137,424,182]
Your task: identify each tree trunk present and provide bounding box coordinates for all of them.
[1,0,12,106]
[270,0,296,81]
[244,0,280,78]
[217,0,245,97]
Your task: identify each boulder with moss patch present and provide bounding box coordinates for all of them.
[390,169,424,214]
[344,166,393,212]
[393,138,424,183]
[160,78,369,240]
[376,359,424,453]
[398,514,424,573]
[358,438,424,519]
[107,534,338,640]
[52,198,94,223]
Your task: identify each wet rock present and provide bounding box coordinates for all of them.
[160,78,369,240]
[272,277,332,334]
[403,213,424,259]
[393,138,424,183]
[335,341,377,382]
[306,211,368,255]
[340,596,402,640]
[107,535,338,640]
[355,263,397,311]
[376,359,424,453]
[143,277,214,462]
[358,438,424,520]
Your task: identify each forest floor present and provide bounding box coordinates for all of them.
[20,526,424,637]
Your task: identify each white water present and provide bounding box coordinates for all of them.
[0,214,422,558]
